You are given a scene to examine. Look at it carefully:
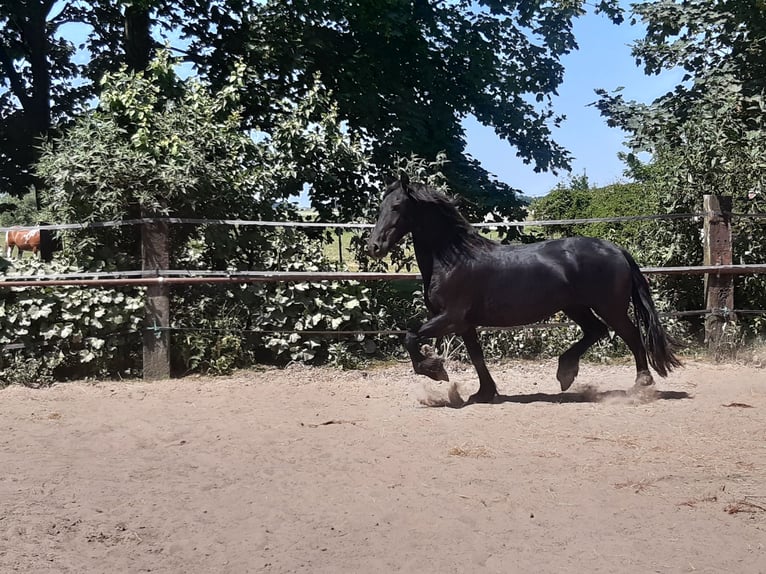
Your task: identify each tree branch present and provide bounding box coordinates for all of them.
[41,0,57,15]
[49,1,81,27]
[0,41,32,111]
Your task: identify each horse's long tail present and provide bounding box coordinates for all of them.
[624,250,682,376]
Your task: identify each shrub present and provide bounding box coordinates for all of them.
[0,259,143,386]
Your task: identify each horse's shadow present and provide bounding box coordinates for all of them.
[489,388,691,405]
[421,381,692,408]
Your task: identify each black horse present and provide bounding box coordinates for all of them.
[367,175,681,403]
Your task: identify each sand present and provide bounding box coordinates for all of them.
[1,359,765,573]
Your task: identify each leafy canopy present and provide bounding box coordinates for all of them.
[182,0,623,215]
[595,0,766,200]
[3,0,623,217]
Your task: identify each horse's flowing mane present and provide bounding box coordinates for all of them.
[405,182,494,260]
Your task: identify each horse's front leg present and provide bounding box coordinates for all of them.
[404,313,456,382]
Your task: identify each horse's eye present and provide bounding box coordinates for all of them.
[391,202,402,212]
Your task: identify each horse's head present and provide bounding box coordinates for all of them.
[368,173,415,258]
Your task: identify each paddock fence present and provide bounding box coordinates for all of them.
[1,194,765,379]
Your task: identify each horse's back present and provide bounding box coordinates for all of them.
[513,235,624,257]
[521,236,632,290]
[491,236,628,276]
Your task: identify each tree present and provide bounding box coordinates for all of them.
[0,0,168,199]
[3,0,624,218]
[594,0,766,333]
[36,52,369,267]
[595,0,766,200]
[1,1,71,197]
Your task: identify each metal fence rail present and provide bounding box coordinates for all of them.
[6,209,766,234]
[4,264,766,288]
[0,212,706,233]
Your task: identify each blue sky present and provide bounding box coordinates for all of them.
[465,7,683,197]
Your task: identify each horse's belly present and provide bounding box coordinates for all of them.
[467,283,570,327]
[470,304,556,328]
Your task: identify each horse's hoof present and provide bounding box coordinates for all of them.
[468,391,497,404]
[417,357,449,382]
[556,364,578,392]
[635,370,655,387]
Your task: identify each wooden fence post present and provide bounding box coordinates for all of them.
[142,215,170,379]
[702,195,735,355]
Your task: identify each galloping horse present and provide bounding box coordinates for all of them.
[5,227,41,258]
[367,175,681,403]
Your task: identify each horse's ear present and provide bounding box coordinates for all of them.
[383,174,396,186]
[399,171,410,190]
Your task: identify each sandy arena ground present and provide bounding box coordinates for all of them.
[1,359,765,573]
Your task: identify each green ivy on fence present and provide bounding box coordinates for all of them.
[0,259,144,385]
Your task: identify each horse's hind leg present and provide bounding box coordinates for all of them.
[595,306,654,388]
[460,327,497,403]
[558,306,609,391]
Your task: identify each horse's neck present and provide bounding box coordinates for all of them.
[412,219,472,268]
[412,236,434,283]
[412,236,437,313]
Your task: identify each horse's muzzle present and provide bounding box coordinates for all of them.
[367,239,386,258]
